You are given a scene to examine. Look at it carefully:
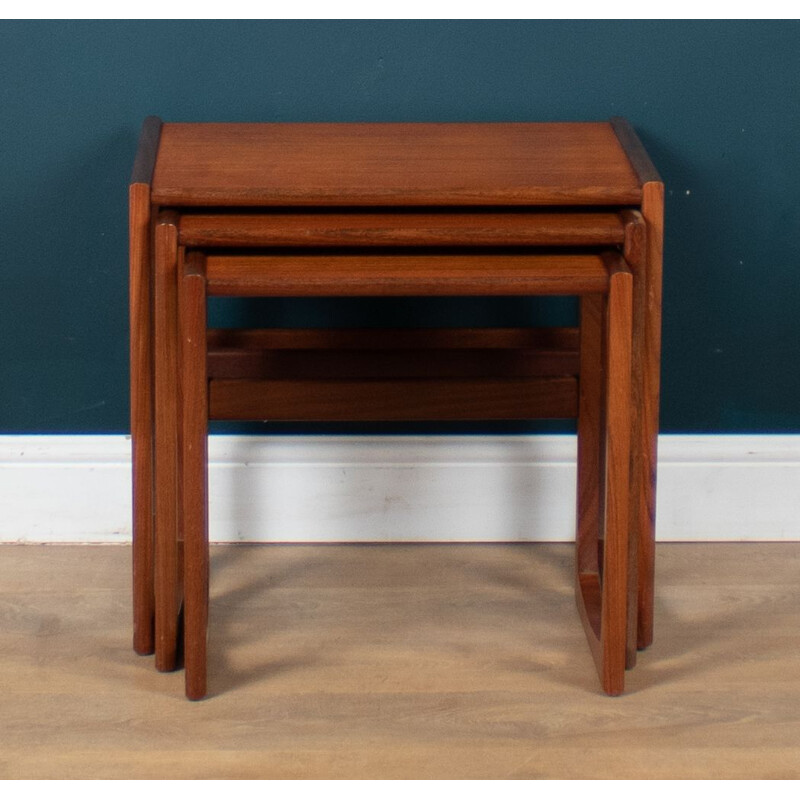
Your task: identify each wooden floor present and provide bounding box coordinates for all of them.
[1,542,799,779]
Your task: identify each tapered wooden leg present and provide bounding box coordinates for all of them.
[599,260,633,694]
[637,182,664,649]
[130,118,162,657]
[130,184,155,655]
[154,213,182,672]
[576,294,604,579]
[575,256,633,696]
[180,253,209,700]
[622,210,647,668]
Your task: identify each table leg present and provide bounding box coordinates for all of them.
[598,260,634,694]
[154,213,183,672]
[575,257,633,695]
[637,182,664,649]
[622,211,646,667]
[130,184,155,655]
[576,294,604,581]
[180,252,209,700]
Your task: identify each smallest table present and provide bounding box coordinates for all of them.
[130,119,663,698]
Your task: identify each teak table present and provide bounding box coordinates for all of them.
[130,119,663,699]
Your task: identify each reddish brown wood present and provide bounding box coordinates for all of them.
[208,347,578,381]
[206,326,579,352]
[180,251,209,701]
[205,252,610,297]
[134,119,661,698]
[209,377,577,422]
[575,255,634,696]
[576,294,604,578]
[206,327,579,380]
[610,117,662,185]
[153,214,182,673]
[598,255,633,695]
[130,116,163,185]
[129,116,162,657]
[637,182,664,650]
[129,181,155,656]
[151,123,642,207]
[178,211,626,248]
[621,210,647,669]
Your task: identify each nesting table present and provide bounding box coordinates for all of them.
[130,119,663,699]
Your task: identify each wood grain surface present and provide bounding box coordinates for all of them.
[134,118,663,702]
[153,215,182,672]
[208,376,578,421]
[180,252,209,701]
[129,115,162,656]
[129,180,155,656]
[151,122,642,207]
[204,252,610,297]
[206,326,579,351]
[610,117,662,185]
[206,347,579,381]
[206,327,580,380]
[621,209,647,668]
[576,295,603,578]
[129,116,162,185]
[637,181,665,648]
[178,211,626,247]
[2,543,799,779]
[597,256,633,694]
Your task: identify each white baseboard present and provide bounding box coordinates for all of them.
[1,435,798,543]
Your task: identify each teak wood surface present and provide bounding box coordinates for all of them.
[129,117,663,700]
[203,252,611,297]
[206,331,579,381]
[178,249,634,697]
[180,251,209,701]
[153,214,182,672]
[151,122,642,207]
[178,211,627,248]
[129,116,161,656]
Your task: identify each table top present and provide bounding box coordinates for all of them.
[147,121,654,207]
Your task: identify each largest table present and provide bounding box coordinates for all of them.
[129,119,663,691]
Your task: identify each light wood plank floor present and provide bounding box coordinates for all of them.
[1,543,799,779]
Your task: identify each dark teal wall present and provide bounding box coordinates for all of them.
[1,21,798,433]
